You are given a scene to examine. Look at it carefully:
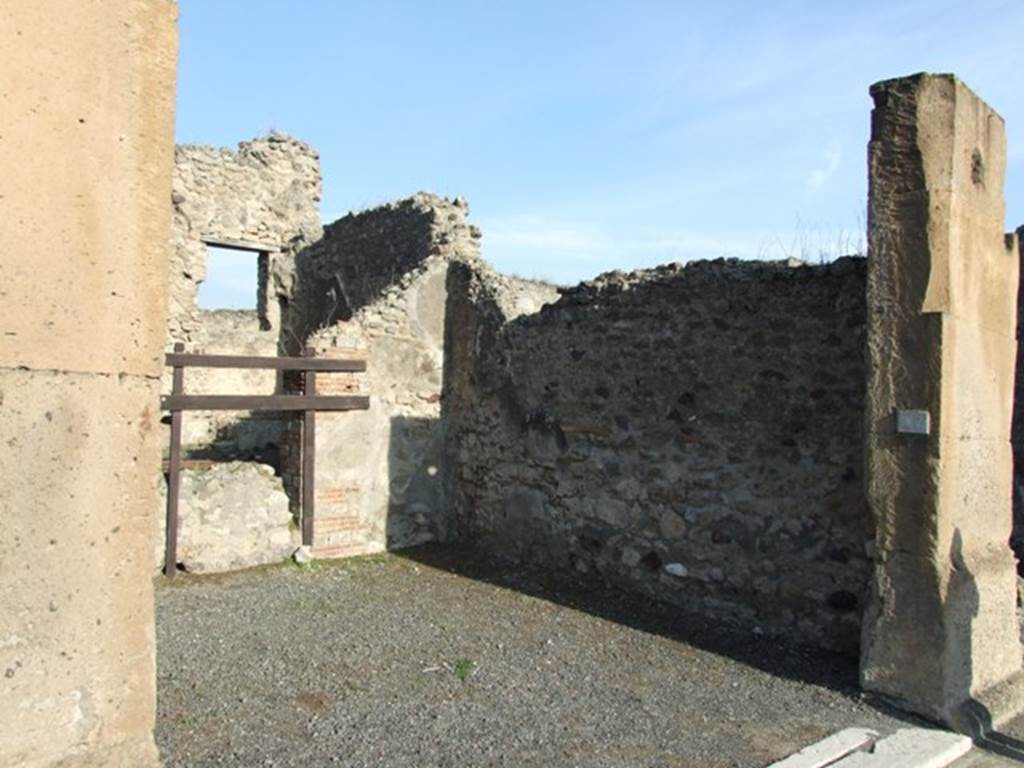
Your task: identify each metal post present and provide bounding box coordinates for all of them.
[164,342,185,577]
[301,346,316,548]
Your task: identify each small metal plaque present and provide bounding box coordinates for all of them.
[896,409,930,435]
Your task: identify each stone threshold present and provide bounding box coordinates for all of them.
[770,727,971,768]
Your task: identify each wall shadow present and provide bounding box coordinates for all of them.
[959,701,1024,762]
[181,416,283,469]
[438,258,874,657]
[394,540,927,723]
[385,415,446,551]
[411,257,901,704]
[948,529,1024,761]
[378,383,890,698]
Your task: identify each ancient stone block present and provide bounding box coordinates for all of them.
[156,462,297,574]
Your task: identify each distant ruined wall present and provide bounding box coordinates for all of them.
[169,133,322,339]
[154,135,321,574]
[165,133,322,452]
[444,257,871,651]
[285,193,478,347]
[280,194,534,555]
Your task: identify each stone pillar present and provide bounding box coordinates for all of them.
[0,3,178,766]
[1012,226,1024,571]
[861,73,1023,730]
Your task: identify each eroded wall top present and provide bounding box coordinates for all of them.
[286,192,483,348]
[168,132,322,340]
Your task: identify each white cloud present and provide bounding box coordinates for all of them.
[477,213,779,284]
[482,215,611,259]
[482,215,767,261]
[807,149,843,191]
[475,209,867,285]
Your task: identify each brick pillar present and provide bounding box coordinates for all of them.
[310,346,374,558]
[861,73,1024,730]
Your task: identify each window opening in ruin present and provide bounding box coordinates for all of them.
[197,245,272,329]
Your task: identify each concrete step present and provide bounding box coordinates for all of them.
[833,729,971,768]
[769,728,878,767]
[770,728,972,768]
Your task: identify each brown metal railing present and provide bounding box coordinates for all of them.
[160,342,369,576]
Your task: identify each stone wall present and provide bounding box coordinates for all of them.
[169,133,322,340]
[166,134,322,450]
[443,257,871,651]
[155,462,297,573]
[280,194,554,556]
[0,2,178,765]
[155,135,323,574]
[285,193,478,347]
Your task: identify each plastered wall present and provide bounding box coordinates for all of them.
[0,2,178,765]
[860,73,1023,728]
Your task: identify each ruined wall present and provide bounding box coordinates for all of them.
[444,257,871,651]
[153,136,322,574]
[286,193,477,345]
[169,133,322,339]
[0,2,178,765]
[281,194,550,556]
[167,134,322,450]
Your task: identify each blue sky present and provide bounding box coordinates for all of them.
[178,0,1024,298]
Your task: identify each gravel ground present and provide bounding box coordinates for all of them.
[156,544,925,768]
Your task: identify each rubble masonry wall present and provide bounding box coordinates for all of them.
[280,194,548,555]
[443,257,871,651]
[166,134,321,451]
